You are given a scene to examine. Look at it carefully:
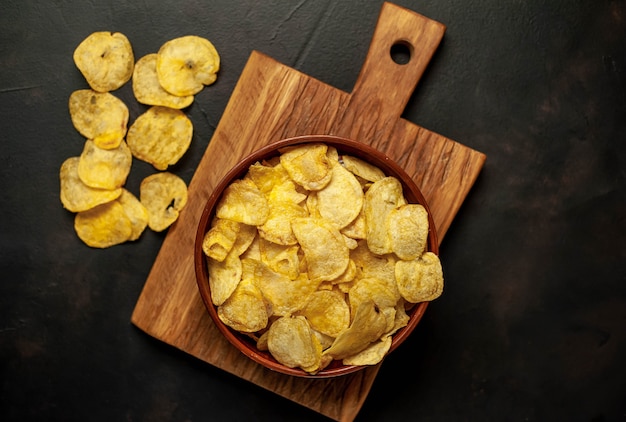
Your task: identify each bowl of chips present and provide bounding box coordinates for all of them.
[194,135,443,378]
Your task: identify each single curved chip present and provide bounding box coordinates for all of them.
[364,176,407,255]
[217,278,268,333]
[60,157,122,212]
[69,89,129,150]
[246,162,290,194]
[299,290,350,337]
[126,106,193,170]
[348,277,400,321]
[139,172,188,232]
[395,252,444,303]
[208,253,243,306]
[340,154,385,183]
[316,162,364,229]
[202,218,240,262]
[117,189,149,241]
[215,179,269,226]
[77,139,132,190]
[267,315,321,372]
[73,31,134,92]
[279,143,332,191]
[257,201,307,245]
[132,53,194,109]
[342,335,392,366]
[156,35,220,96]
[387,203,429,261]
[74,200,132,248]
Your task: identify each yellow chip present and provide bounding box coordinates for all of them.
[315,161,364,229]
[257,201,307,245]
[342,335,392,366]
[156,35,220,96]
[139,172,188,232]
[259,239,300,280]
[340,154,386,182]
[126,106,193,170]
[77,139,132,190]
[348,277,400,321]
[132,53,194,109]
[217,278,268,333]
[74,200,132,248]
[208,253,243,306]
[202,218,240,262]
[299,290,350,337]
[73,31,134,92]
[215,179,269,226]
[351,240,397,284]
[387,204,429,261]
[279,143,333,191]
[246,162,290,195]
[117,189,149,241]
[69,89,129,150]
[267,315,322,372]
[60,157,122,212]
[291,217,349,282]
[364,176,407,255]
[395,252,444,303]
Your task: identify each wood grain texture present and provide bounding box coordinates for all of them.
[131,3,485,421]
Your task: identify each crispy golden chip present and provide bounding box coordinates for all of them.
[291,217,350,282]
[246,162,290,195]
[342,335,392,366]
[267,315,322,372]
[217,278,268,332]
[340,207,367,240]
[139,172,188,232]
[323,300,388,360]
[117,189,149,241]
[395,252,444,303]
[340,154,386,183]
[387,204,429,261]
[258,201,307,245]
[259,239,300,280]
[126,106,193,170]
[299,290,350,337]
[386,300,410,336]
[316,161,364,229]
[364,176,407,255]
[202,218,240,262]
[279,143,332,191]
[156,35,220,96]
[74,200,132,248]
[348,277,399,321]
[60,157,122,212]
[215,179,269,225]
[132,53,194,109]
[351,240,397,284]
[77,139,132,190]
[73,31,134,92]
[69,89,129,150]
[208,252,243,306]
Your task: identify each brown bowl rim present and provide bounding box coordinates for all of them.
[194,134,439,378]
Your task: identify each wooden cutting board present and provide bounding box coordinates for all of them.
[131,2,486,421]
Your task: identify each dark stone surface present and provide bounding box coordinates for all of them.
[1,1,624,420]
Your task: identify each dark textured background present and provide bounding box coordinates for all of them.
[2,1,625,420]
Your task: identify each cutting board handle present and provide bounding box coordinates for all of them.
[344,2,446,128]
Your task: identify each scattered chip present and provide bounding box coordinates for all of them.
[69,89,129,150]
[60,157,122,213]
[156,35,220,96]
[126,106,193,170]
[139,172,188,232]
[77,139,132,190]
[132,53,194,109]
[74,200,132,248]
[73,31,134,92]
[117,189,149,241]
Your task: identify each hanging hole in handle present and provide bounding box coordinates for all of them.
[390,41,413,65]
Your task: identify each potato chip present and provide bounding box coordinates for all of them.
[299,290,350,337]
[348,277,399,321]
[139,172,188,232]
[73,31,134,92]
[246,162,290,195]
[132,53,194,109]
[315,161,364,229]
[279,143,332,191]
[340,154,385,183]
[230,223,258,256]
[268,315,321,371]
[126,106,193,170]
[387,204,429,261]
[215,179,269,225]
[74,200,132,248]
[351,240,397,284]
[156,35,220,96]
[342,335,392,366]
[202,218,240,262]
[340,207,367,240]
[259,239,300,280]
[364,176,407,255]
[258,201,307,245]
[60,157,122,212]
[77,139,132,190]
[323,300,387,360]
[69,89,129,150]
[208,252,243,306]
[217,278,268,333]
[291,217,349,282]
[117,189,149,241]
[395,252,444,303]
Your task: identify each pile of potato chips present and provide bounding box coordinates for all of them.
[60,31,220,247]
[202,143,444,374]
